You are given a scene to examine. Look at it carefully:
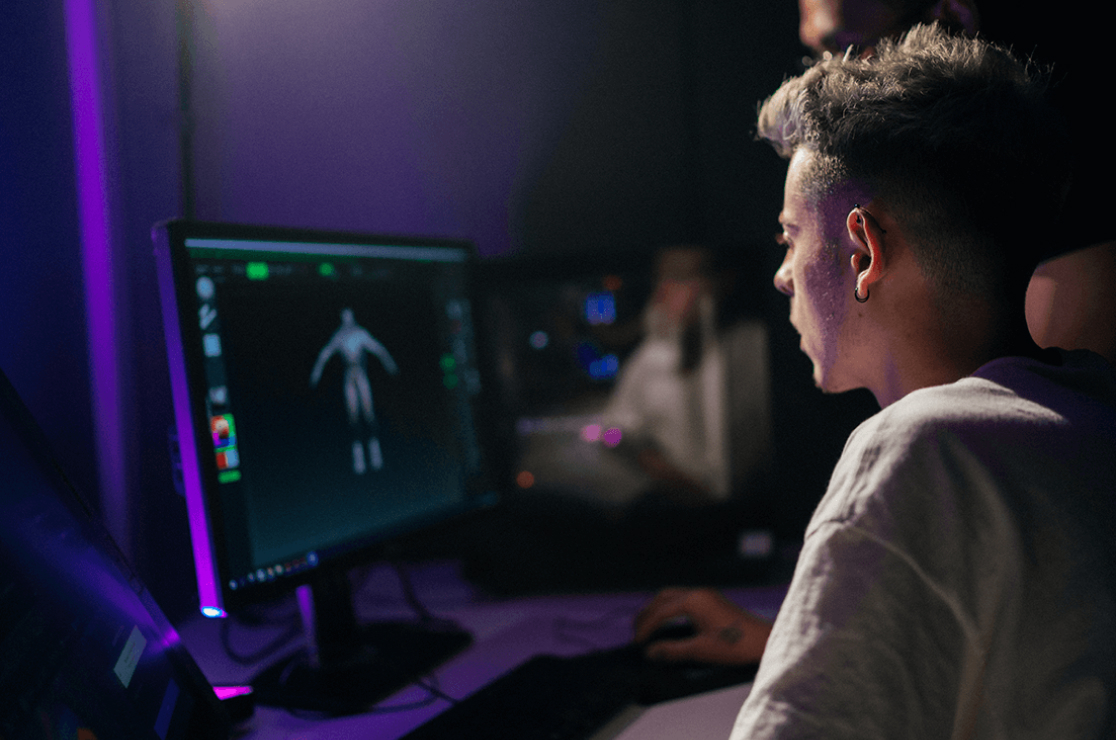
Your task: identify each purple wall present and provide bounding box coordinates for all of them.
[13,0,862,622]
[0,2,98,506]
[188,0,691,257]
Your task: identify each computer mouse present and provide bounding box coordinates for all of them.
[631,621,760,704]
[612,619,697,666]
[641,619,697,645]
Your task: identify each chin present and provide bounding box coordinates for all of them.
[812,366,847,395]
[807,354,848,394]
[817,373,868,397]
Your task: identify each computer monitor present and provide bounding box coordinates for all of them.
[0,364,231,739]
[153,220,495,713]
[465,246,775,594]
[476,245,772,509]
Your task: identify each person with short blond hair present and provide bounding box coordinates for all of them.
[716,25,1116,739]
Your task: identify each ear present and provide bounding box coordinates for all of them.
[846,204,887,300]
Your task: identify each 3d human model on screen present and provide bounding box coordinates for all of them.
[310,308,399,474]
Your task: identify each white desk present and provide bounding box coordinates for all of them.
[176,561,786,739]
[612,684,755,740]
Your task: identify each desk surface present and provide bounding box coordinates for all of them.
[176,561,787,739]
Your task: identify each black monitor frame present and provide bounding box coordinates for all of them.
[153,220,494,712]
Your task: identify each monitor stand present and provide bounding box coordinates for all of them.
[248,571,472,715]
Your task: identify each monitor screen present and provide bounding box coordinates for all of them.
[460,246,776,596]
[475,246,772,510]
[153,221,495,618]
[0,365,230,739]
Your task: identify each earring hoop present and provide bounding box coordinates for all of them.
[854,285,869,303]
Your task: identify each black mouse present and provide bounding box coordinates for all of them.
[642,620,698,645]
[612,619,697,666]
[629,620,760,704]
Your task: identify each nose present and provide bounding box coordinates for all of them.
[774,253,793,296]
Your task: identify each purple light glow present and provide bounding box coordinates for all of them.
[155,247,224,617]
[213,685,253,700]
[64,0,128,552]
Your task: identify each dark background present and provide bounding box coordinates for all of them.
[3,0,878,621]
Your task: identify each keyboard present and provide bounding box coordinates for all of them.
[400,645,758,740]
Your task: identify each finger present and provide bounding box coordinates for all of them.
[633,593,681,625]
[636,588,727,633]
[633,587,732,641]
[645,635,749,665]
[643,587,691,609]
[644,637,704,663]
[632,589,690,639]
[646,630,766,666]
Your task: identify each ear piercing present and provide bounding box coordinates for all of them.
[853,203,886,232]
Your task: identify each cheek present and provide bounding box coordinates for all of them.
[801,251,847,327]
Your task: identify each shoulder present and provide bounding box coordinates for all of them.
[973,350,1116,417]
[854,351,1114,461]
[812,352,1116,534]
[814,380,1000,524]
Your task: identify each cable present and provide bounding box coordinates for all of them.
[219,613,302,666]
[412,677,461,705]
[370,674,461,713]
[388,560,459,630]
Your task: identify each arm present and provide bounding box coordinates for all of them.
[728,387,1049,739]
[309,336,338,387]
[730,521,970,740]
[633,587,771,665]
[359,332,398,375]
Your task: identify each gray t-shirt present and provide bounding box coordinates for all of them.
[732,351,1116,739]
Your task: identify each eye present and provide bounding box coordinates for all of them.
[775,232,792,250]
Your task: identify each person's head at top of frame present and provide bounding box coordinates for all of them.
[797,0,978,57]
[761,23,1071,409]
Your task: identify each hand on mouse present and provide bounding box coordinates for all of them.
[632,587,772,665]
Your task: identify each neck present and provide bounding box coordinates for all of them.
[870,297,1046,408]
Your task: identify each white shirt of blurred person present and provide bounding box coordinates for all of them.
[601,247,733,503]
